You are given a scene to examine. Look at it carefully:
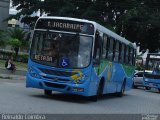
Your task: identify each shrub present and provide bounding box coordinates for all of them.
[0,50,28,63]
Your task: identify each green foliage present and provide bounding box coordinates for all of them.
[135,63,145,71]
[0,50,28,63]
[7,28,27,47]
[0,30,9,47]
[11,0,160,52]
[8,38,22,47]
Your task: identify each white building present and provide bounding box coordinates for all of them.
[9,1,45,30]
[0,0,10,30]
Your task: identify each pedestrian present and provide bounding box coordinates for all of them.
[5,57,16,73]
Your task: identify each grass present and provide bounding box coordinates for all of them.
[0,59,27,71]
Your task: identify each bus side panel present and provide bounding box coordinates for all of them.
[100,62,134,94]
[99,62,131,94]
[100,63,117,94]
[111,63,126,93]
[87,68,100,96]
[121,64,135,90]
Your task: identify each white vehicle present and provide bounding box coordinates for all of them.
[133,71,144,88]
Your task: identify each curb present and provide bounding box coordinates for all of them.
[0,74,26,80]
[0,68,26,76]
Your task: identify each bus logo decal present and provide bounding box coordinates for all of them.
[71,70,83,85]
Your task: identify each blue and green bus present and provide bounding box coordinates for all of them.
[144,53,160,92]
[26,17,136,100]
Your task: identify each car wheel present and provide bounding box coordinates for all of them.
[132,82,137,89]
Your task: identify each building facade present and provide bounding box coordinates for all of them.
[0,0,10,30]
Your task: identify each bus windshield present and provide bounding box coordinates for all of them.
[146,59,160,75]
[30,30,93,68]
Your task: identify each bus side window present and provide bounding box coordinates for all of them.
[93,31,102,64]
[128,47,131,64]
[133,49,136,65]
[123,45,127,63]
[125,46,129,64]
[114,41,119,62]
[102,35,108,59]
[105,37,110,59]
[108,37,114,61]
[120,44,125,63]
[118,42,122,62]
[129,48,133,65]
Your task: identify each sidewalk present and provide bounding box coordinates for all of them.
[0,73,26,80]
[0,67,26,80]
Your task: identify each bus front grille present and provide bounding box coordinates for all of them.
[43,76,70,82]
[44,82,66,89]
[39,68,76,77]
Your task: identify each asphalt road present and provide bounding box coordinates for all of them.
[0,78,160,114]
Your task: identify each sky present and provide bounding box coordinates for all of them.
[9,0,18,15]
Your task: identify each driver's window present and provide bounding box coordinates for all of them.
[93,31,102,61]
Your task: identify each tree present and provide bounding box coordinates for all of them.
[118,1,160,51]
[0,30,7,47]
[7,28,27,59]
[11,0,160,52]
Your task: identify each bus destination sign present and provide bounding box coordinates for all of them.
[35,19,94,35]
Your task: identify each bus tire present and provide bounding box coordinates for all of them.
[116,80,126,97]
[89,95,98,102]
[145,87,150,90]
[44,90,52,96]
[89,79,104,102]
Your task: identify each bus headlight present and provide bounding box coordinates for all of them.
[28,66,40,78]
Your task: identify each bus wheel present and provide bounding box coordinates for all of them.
[89,80,104,102]
[44,90,52,96]
[88,85,100,102]
[145,87,150,90]
[116,80,126,97]
[88,95,98,102]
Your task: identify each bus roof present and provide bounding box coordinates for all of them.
[38,16,136,49]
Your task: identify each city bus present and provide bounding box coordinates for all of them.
[26,16,136,100]
[143,53,160,92]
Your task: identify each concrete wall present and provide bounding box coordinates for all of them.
[0,0,10,30]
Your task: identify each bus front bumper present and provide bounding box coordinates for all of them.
[26,73,89,96]
[144,80,160,89]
